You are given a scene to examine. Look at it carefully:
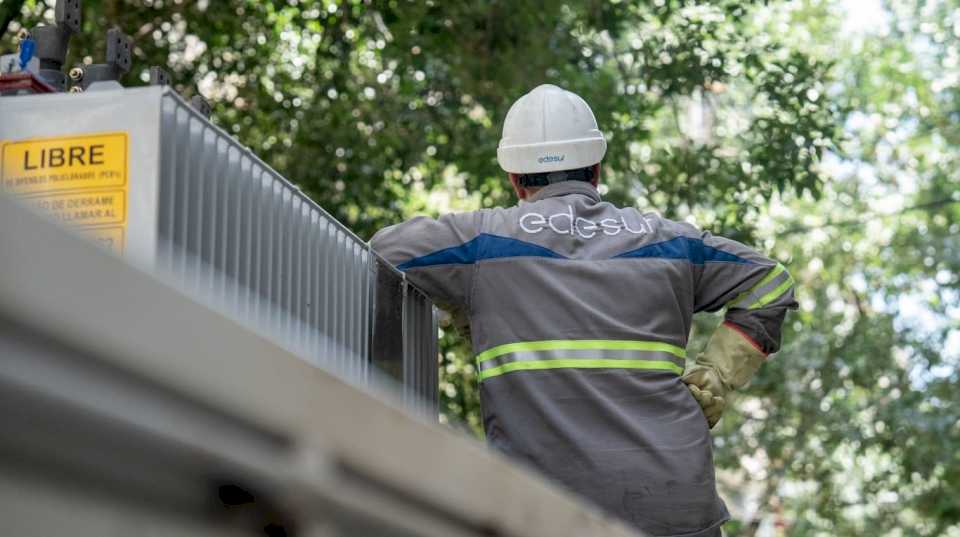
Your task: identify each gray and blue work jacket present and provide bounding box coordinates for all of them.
[371,180,797,537]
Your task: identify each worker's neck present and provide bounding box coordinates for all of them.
[520,186,543,199]
[519,181,598,202]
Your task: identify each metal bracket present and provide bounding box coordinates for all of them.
[106,27,133,73]
[29,0,82,91]
[149,66,171,86]
[56,0,83,34]
[190,94,212,118]
[76,28,133,90]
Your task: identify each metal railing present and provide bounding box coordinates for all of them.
[155,90,438,408]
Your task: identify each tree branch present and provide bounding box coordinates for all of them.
[779,198,960,236]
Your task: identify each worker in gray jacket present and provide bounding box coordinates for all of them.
[372,84,797,537]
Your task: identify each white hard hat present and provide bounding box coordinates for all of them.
[497,84,607,174]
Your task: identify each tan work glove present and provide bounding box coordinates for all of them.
[682,323,766,428]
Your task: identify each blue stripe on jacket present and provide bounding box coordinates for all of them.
[612,237,754,265]
[395,234,752,271]
[396,233,566,271]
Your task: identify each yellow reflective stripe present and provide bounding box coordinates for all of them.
[478,359,684,381]
[749,273,796,309]
[754,263,786,290]
[475,339,687,363]
[731,263,790,309]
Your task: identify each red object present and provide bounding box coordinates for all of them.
[0,72,57,94]
[722,320,769,357]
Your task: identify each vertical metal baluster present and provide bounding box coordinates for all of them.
[409,286,415,407]
[301,211,310,362]
[189,124,205,290]
[278,183,289,343]
[158,98,176,269]
[288,193,299,350]
[420,295,426,409]
[327,227,336,371]
[278,188,290,345]
[361,245,369,381]
[331,229,341,374]
[264,172,274,333]
[276,187,286,344]
[338,231,348,374]
[401,280,409,407]
[240,158,254,322]
[432,305,439,416]
[349,242,359,381]
[418,296,425,408]
[419,295,425,409]
[319,220,331,367]
[287,195,299,351]
[247,167,258,326]
[361,246,371,383]
[415,295,421,406]
[213,138,226,300]
[249,164,262,325]
[223,147,238,303]
[202,130,217,296]
[356,246,365,382]
[408,291,415,407]
[306,211,318,364]
[344,242,352,379]
[292,201,304,355]
[175,114,192,280]
[268,179,280,336]
[322,224,333,369]
[266,177,277,334]
[345,234,354,376]
[306,213,316,365]
[256,172,266,331]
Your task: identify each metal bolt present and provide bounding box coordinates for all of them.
[68,67,84,81]
[69,85,84,93]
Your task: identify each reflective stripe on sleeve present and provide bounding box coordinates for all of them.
[476,340,686,381]
[749,272,795,309]
[729,263,795,310]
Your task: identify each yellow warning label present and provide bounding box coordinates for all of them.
[1,132,128,255]
[19,189,126,227]
[1,132,126,195]
[77,226,125,256]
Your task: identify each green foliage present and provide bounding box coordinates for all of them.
[6,0,838,236]
[3,0,958,534]
[707,1,960,534]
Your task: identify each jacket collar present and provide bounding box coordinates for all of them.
[526,181,602,203]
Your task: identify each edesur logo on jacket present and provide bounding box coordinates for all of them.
[519,204,651,239]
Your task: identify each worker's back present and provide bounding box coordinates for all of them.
[373,180,789,536]
[474,181,732,535]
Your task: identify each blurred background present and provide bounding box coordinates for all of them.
[2,0,958,534]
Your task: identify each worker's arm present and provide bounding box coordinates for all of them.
[682,230,798,427]
[370,211,484,317]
